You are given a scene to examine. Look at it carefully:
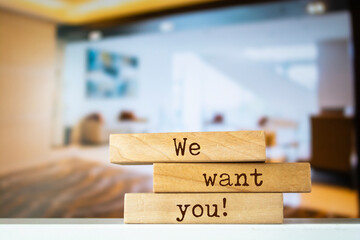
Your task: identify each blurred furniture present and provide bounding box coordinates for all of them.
[311,114,354,173]
[80,112,148,145]
[265,131,277,147]
[81,113,105,145]
[265,131,284,163]
[258,116,299,162]
[118,111,138,121]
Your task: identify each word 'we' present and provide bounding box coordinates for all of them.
[173,138,200,156]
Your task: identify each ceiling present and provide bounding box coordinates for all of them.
[95,11,350,53]
[0,0,217,24]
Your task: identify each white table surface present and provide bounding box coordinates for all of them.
[1,218,359,240]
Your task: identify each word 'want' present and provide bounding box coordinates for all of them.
[176,198,227,222]
[173,138,200,156]
[203,169,263,187]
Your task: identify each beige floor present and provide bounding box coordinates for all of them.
[300,183,358,217]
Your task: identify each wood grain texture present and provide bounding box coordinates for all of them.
[110,131,266,164]
[124,193,283,224]
[154,163,311,193]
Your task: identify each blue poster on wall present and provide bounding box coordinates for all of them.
[86,49,139,98]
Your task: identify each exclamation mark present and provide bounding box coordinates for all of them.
[223,198,227,216]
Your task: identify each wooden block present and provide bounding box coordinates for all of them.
[154,163,311,193]
[110,131,266,164]
[124,193,283,224]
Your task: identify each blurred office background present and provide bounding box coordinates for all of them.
[0,0,359,218]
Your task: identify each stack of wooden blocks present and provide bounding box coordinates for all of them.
[110,131,311,224]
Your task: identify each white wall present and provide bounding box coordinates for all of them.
[172,52,264,132]
[317,39,354,110]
